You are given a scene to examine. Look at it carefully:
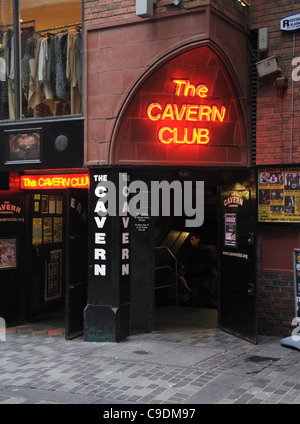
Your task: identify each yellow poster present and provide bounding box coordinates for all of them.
[258,168,300,222]
[32,218,42,245]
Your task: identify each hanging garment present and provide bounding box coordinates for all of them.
[28,36,43,110]
[0,31,9,119]
[0,57,5,82]
[7,32,15,119]
[37,36,53,100]
[68,30,81,114]
[54,32,69,100]
[21,36,35,97]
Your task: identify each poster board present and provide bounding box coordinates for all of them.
[258,168,300,223]
[45,249,62,301]
[224,213,237,247]
[294,249,300,318]
[0,238,17,269]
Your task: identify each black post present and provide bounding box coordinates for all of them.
[84,167,130,342]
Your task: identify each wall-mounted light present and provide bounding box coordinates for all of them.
[237,0,250,6]
[274,76,288,96]
[136,0,156,18]
[256,56,281,78]
[167,0,181,6]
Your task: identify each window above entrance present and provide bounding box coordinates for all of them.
[0,0,82,121]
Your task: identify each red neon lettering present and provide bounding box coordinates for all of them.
[172,79,208,98]
[148,80,225,147]
[186,105,199,121]
[212,106,226,122]
[194,128,209,144]
[158,127,210,145]
[147,103,162,121]
[20,174,90,190]
[161,103,175,120]
[199,106,212,121]
[196,84,208,98]
[173,104,186,120]
[147,103,226,122]
[173,79,187,96]
[158,127,174,144]
[183,81,196,97]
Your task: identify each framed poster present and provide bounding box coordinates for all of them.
[224,213,237,247]
[49,196,56,214]
[43,217,52,243]
[0,238,17,269]
[5,129,41,164]
[258,168,300,223]
[45,249,62,301]
[32,218,42,245]
[53,217,63,243]
[294,249,300,318]
[41,195,48,213]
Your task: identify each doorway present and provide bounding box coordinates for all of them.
[25,188,88,339]
[154,183,219,332]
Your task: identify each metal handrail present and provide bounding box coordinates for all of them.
[155,246,183,305]
[155,245,184,269]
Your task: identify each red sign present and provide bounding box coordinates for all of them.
[114,45,248,167]
[20,174,90,189]
[147,79,226,146]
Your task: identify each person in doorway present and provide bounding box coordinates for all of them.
[181,232,215,308]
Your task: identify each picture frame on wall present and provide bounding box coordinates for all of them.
[0,237,17,270]
[5,128,41,164]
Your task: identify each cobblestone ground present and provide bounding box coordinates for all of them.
[0,320,300,404]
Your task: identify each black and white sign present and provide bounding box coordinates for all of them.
[281,14,300,31]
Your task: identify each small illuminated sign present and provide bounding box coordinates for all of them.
[281,14,300,31]
[146,79,226,145]
[20,174,90,189]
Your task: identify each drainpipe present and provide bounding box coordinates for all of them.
[291,32,295,163]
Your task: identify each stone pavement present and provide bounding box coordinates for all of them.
[1,308,300,405]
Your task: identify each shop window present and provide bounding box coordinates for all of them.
[0,0,14,120]
[0,0,82,121]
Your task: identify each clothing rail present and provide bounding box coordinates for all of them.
[0,20,35,29]
[36,22,82,34]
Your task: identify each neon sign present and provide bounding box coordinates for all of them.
[146,79,226,145]
[20,174,90,189]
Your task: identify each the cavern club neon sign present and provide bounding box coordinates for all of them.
[146,79,226,145]
[20,174,90,189]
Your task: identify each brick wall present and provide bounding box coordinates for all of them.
[257,272,295,337]
[250,2,300,336]
[85,0,247,27]
[84,1,250,165]
[250,0,300,165]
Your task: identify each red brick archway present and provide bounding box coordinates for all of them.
[110,43,249,167]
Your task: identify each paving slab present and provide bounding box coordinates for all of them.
[1,309,300,404]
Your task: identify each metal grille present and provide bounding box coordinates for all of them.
[250,30,258,166]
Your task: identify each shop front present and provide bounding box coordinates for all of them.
[84,9,258,343]
[0,171,89,338]
[0,0,87,338]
